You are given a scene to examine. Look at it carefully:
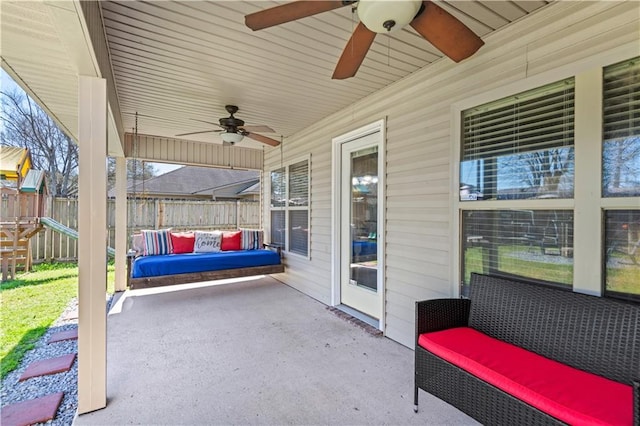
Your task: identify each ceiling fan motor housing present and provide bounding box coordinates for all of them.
[357,0,422,33]
[219,105,245,131]
[219,116,245,130]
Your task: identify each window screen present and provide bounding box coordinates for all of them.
[289,210,308,256]
[270,168,286,207]
[604,209,640,301]
[270,210,285,247]
[461,210,574,295]
[602,57,640,197]
[461,79,575,201]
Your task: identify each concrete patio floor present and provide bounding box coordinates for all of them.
[74,276,478,425]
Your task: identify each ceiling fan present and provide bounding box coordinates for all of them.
[245,0,484,79]
[176,105,280,147]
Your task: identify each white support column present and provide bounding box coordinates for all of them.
[573,68,603,296]
[77,76,107,414]
[114,156,127,292]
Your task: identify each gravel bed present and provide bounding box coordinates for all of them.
[505,250,573,265]
[1,295,113,426]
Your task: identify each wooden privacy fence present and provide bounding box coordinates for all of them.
[21,198,261,262]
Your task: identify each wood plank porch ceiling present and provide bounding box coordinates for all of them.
[1,1,551,151]
[101,0,550,148]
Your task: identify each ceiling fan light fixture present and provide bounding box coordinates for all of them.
[357,0,422,33]
[220,131,244,145]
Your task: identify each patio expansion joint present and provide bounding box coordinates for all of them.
[18,353,76,381]
[0,392,64,426]
[47,328,78,344]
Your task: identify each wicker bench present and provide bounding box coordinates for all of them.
[414,273,640,425]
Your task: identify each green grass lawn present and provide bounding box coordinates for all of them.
[0,262,115,379]
[464,245,639,295]
[606,253,640,295]
[464,245,573,285]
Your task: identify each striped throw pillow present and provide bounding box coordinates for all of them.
[240,229,263,250]
[142,229,173,256]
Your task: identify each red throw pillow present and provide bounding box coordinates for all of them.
[170,232,195,254]
[221,231,242,251]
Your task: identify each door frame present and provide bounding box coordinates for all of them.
[331,119,386,331]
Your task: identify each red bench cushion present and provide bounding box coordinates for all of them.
[418,327,632,426]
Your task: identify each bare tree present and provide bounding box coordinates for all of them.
[602,137,640,196]
[500,148,574,196]
[1,88,78,196]
[107,157,156,190]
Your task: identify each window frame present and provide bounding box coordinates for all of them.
[268,155,311,259]
[457,78,578,295]
[600,57,640,302]
[451,49,640,300]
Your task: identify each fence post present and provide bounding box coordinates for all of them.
[236,200,240,229]
[154,199,160,229]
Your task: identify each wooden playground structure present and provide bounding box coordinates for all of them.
[0,146,47,281]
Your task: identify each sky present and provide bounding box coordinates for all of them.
[2,69,181,177]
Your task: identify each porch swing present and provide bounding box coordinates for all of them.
[126,118,284,290]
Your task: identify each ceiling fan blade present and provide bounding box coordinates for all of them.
[245,1,353,31]
[410,1,484,63]
[175,129,220,137]
[241,125,275,133]
[244,132,281,147]
[332,22,376,80]
[191,119,223,127]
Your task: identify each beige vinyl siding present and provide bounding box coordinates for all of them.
[264,1,639,348]
[124,133,263,170]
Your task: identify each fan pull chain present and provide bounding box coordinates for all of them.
[387,33,391,66]
[280,136,284,171]
[351,5,357,56]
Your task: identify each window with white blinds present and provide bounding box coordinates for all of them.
[459,79,576,294]
[288,160,309,207]
[269,158,309,257]
[461,79,575,201]
[602,57,640,197]
[456,56,640,300]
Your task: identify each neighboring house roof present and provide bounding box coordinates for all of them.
[192,178,258,195]
[108,166,259,198]
[239,181,260,195]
